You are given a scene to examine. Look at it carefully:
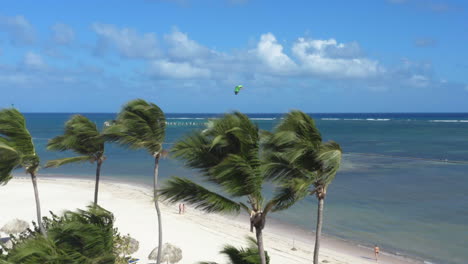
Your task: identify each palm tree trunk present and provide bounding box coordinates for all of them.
[30,172,46,237]
[313,197,324,264]
[154,155,163,264]
[255,226,267,264]
[93,159,103,206]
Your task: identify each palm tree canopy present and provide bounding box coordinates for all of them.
[263,111,342,206]
[198,237,270,264]
[163,112,264,213]
[3,205,119,264]
[45,115,104,168]
[102,99,165,155]
[0,109,39,180]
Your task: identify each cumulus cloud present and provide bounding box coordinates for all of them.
[0,14,35,45]
[52,23,75,45]
[92,23,160,59]
[292,37,384,79]
[22,52,47,70]
[255,33,297,74]
[148,60,211,79]
[164,29,212,60]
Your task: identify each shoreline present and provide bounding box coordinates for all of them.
[2,174,425,264]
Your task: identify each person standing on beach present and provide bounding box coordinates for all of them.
[374,245,380,262]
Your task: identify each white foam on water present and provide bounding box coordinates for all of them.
[250,118,276,120]
[429,120,468,123]
[366,118,391,121]
[321,118,341,120]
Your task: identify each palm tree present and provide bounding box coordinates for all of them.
[2,205,130,264]
[263,111,342,264]
[0,108,46,236]
[102,99,166,264]
[198,237,270,264]
[45,115,106,205]
[159,112,294,264]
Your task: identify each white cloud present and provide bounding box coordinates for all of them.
[407,74,430,87]
[92,23,159,59]
[23,52,46,70]
[0,15,35,45]
[292,38,384,79]
[148,60,210,79]
[52,23,75,45]
[164,29,212,60]
[255,33,297,74]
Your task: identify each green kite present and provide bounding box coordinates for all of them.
[234,85,243,95]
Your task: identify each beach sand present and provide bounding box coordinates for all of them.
[0,177,422,264]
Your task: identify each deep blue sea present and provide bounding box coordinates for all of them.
[16,113,468,264]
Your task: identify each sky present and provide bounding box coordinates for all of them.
[0,0,467,113]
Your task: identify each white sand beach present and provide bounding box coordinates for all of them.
[0,177,421,264]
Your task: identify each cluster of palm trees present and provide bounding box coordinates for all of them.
[0,99,342,264]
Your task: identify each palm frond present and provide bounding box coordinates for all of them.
[159,177,241,214]
[47,115,103,156]
[102,99,165,154]
[269,177,313,212]
[315,141,342,187]
[0,109,35,156]
[210,154,262,197]
[45,156,92,168]
[0,142,22,185]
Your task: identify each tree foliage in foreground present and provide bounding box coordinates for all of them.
[198,237,270,264]
[0,205,135,264]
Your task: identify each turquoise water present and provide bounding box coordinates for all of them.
[15,113,468,264]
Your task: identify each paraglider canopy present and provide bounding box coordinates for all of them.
[234,85,243,95]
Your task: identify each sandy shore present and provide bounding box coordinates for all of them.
[0,177,422,264]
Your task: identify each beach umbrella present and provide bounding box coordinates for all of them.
[149,243,182,264]
[0,219,29,234]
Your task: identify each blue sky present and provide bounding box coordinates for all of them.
[0,0,467,113]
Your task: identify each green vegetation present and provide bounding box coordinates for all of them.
[264,111,342,264]
[0,109,46,236]
[46,115,106,205]
[198,237,270,264]
[102,99,166,264]
[0,205,135,264]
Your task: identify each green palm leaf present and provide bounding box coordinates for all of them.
[0,109,35,156]
[45,156,92,168]
[47,115,103,156]
[0,142,22,184]
[159,177,242,214]
[315,141,342,187]
[103,99,165,154]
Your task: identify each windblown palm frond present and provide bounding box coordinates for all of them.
[47,115,103,156]
[159,177,243,214]
[103,99,165,154]
[0,142,21,184]
[4,205,119,264]
[270,178,313,212]
[197,236,270,264]
[315,141,342,187]
[170,112,262,198]
[0,109,39,175]
[45,156,92,168]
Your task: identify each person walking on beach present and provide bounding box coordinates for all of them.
[374,245,380,262]
[178,203,182,214]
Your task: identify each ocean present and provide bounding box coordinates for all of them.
[15,113,468,264]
